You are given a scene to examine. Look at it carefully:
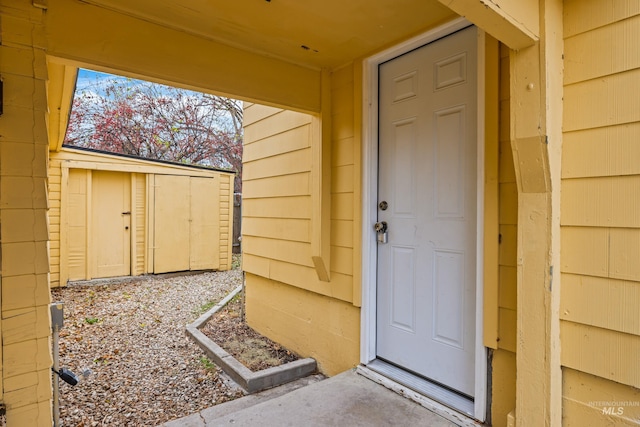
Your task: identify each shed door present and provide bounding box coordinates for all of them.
[92,171,131,278]
[154,175,219,273]
[154,175,190,273]
[376,26,477,397]
[190,177,220,270]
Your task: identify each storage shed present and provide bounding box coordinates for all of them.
[48,146,235,287]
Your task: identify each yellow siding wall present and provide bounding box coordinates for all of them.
[66,169,88,281]
[245,274,360,375]
[491,43,518,427]
[0,2,54,425]
[243,64,360,375]
[561,1,640,423]
[49,160,62,286]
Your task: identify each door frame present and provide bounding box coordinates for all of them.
[360,17,487,422]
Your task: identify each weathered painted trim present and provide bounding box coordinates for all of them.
[59,166,70,286]
[482,34,500,350]
[508,0,563,424]
[437,0,539,50]
[86,170,94,280]
[46,61,77,152]
[351,61,364,307]
[146,174,155,274]
[54,147,232,178]
[130,175,138,276]
[474,29,488,422]
[310,69,332,281]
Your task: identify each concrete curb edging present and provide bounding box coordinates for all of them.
[186,285,317,393]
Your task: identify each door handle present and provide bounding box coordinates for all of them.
[122,211,131,215]
[374,221,388,244]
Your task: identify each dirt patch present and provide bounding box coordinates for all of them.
[200,294,299,371]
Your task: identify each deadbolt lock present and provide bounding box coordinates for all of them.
[378,201,388,211]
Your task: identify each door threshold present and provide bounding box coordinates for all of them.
[359,360,481,426]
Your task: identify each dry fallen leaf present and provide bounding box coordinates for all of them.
[51,266,245,426]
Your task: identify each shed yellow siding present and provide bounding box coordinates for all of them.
[134,174,146,275]
[49,148,234,285]
[218,173,234,270]
[66,169,88,281]
[561,1,640,423]
[0,3,53,424]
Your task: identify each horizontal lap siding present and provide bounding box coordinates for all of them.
[242,68,359,374]
[245,273,359,375]
[48,160,63,287]
[242,103,315,290]
[562,1,640,421]
[218,173,232,270]
[0,4,53,424]
[242,100,356,301]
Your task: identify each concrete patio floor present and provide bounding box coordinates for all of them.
[160,369,462,426]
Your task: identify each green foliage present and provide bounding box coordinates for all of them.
[231,254,242,270]
[195,300,217,316]
[199,356,216,371]
[85,317,100,325]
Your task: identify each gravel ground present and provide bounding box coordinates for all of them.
[51,269,245,427]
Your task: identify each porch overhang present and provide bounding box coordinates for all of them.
[44,0,540,145]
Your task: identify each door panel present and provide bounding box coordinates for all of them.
[376,26,477,396]
[92,171,131,278]
[389,246,416,332]
[189,177,219,270]
[154,175,190,273]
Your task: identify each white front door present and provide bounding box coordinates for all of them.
[376,26,478,397]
